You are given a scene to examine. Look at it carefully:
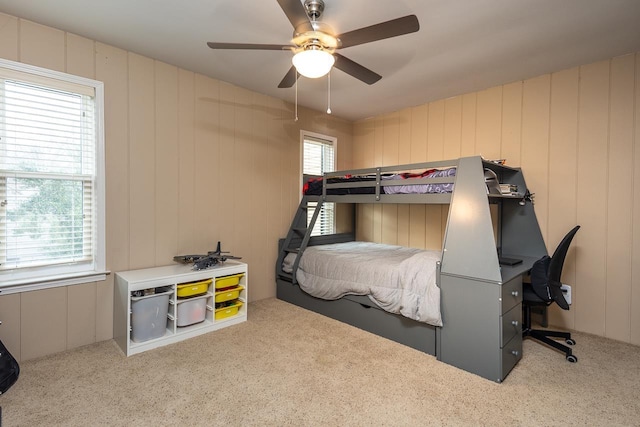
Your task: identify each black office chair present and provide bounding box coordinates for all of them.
[522,225,580,363]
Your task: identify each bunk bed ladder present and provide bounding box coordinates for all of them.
[281,197,324,284]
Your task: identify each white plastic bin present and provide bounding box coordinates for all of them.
[130,289,172,342]
[176,295,208,327]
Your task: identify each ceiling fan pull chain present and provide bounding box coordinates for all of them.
[295,71,299,122]
[327,71,331,114]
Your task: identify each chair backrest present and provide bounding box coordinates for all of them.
[530,255,552,301]
[549,225,581,284]
[531,225,580,310]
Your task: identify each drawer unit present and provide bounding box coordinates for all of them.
[114,261,248,356]
[438,272,524,383]
[499,276,523,379]
[278,283,437,355]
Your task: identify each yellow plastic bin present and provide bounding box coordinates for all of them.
[215,300,243,320]
[214,286,244,303]
[215,273,244,290]
[177,279,212,298]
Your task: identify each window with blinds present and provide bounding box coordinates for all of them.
[302,133,335,236]
[0,59,105,290]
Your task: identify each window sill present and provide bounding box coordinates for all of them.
[0,271,110,295]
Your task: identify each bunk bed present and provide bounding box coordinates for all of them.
[275,156,547,382]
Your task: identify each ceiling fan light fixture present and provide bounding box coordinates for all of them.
[292,47,335,79]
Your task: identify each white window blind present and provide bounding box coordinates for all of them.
[303,134,335,236]
[0,59,105,291]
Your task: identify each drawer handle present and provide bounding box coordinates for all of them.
[511,320,519,327]
[511,290,519,297]
[511,350,520,357]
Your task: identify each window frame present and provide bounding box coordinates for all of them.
[300,130,337,236]
[0,58,106,294]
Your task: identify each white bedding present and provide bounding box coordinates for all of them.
[283,242,443,327]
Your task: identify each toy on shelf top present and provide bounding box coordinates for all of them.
[173,241,241,270]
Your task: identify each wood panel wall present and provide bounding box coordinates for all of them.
[353,52,640,346]
[0,13,352,361]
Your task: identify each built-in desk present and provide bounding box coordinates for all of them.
[499,255,539,282]
[432,159,547,382]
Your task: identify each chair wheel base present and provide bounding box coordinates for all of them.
[523,328,577,362]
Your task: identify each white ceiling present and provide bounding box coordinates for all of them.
[1,0,639,121]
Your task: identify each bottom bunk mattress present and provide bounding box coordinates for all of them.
[282,242,443,327]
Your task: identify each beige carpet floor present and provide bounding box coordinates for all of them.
[1,298,639,426]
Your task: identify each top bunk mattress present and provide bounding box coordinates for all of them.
[283,242,443,327]
[303,167,456,196]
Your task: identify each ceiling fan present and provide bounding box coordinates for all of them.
[207,0,420,88]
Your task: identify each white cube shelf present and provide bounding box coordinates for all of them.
[114,261,247,356]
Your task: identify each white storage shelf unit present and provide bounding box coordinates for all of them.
[114,261,247,356]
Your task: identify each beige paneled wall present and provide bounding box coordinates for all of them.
[0,13,352,361]
[353,52,640,346]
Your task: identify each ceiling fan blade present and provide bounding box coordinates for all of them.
[337,15,420,49]
[207,42,293,50]
[278,66,299,88]
[333,53,381,85]
[276,0,314,32]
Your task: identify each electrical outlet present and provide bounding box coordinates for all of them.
[561,284,571,305]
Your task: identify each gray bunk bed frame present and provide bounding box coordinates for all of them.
[275,156,547,382]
